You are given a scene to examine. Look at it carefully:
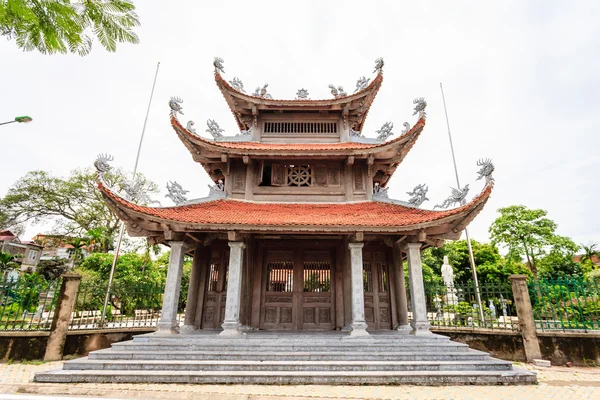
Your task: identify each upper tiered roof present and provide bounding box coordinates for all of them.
[214,68,383,132]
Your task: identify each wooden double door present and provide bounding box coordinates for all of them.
[362,250,393,330]
[201,247,229,329]
[260,246,336,331]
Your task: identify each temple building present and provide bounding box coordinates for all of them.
[36,58,535,385]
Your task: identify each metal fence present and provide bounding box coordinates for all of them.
[0,277,59,331]
[422,280,519,331]
[529,277,600,331]
[69,282,168,330]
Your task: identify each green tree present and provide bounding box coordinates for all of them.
[0,0,139,56]
[0,168,157,251]
[0,250,19,275]
[35,257,69,280]
[580,243,600,269]
[67,236,88,265]
[489,205,574,282]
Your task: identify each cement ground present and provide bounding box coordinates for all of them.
[1,361,599,399]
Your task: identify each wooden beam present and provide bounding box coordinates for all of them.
[347,155,355,166]
[417,230,427,242]
[242,155,251,165]
[221,154,228,162]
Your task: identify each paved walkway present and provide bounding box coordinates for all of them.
[1,361,599,399]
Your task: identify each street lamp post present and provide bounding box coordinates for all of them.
[0,116,33,126]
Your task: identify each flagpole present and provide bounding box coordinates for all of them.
[439,83,485,323]
[100,62,161,326]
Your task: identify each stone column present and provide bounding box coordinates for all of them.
[220,241,246,335]
[44,273,81,361]
[347,242,369,336]
[157,241,185,334]
[393,243,410,331]
[182,242,204,332]
[405,242,431,335]
[509,274,542,361]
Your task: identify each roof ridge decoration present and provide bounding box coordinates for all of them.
[375,159,495,211]
[93,154,161,206]
[165,181,189,205]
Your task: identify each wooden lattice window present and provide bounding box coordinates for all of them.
[363,262,373,292]
[264,122,337,134]
[266,261,294,292]
[207,262,219,292]
[303,261,331,292]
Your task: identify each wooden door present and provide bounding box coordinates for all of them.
[201,247,229,329]
[260,246,336,331]
[300,250,335,330]
[363,250,392,330]
[261,250,295,330]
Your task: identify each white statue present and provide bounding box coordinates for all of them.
[441,256,458,305]
[489,300,496,319]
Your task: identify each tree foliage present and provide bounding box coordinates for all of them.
[489,205,578,282]
[0,250,19,274]
[35,257,69,280]
[0,0,140,56]
[0,168,158,251]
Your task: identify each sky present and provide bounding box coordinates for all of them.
[1,1,599,248]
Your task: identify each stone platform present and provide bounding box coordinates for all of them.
[35,330,536,385]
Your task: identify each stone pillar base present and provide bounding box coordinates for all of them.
[394,323,412,332]
[344,321,370,338]
[180,324,197,333]
[410,321,432,335]
[220,321,242,336]
[156,322,180,335]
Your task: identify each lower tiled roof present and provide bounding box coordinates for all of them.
[99,182,492,229]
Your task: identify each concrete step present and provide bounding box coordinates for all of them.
[110,342,470,353]
[34,368,538,385]
[64,358,512,372]
[89,349,491,362]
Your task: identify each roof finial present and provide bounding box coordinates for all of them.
[186,121,197,134]
[213,57,225,74]
[94,153,113,177]
[372,182,389,199]
[169,97,184,118]
[476,158,495,185]
[296,88,309,100]
[413,97,427,118]
[401,122,410,134]
[374,57,384,74]
[253,83,272,99]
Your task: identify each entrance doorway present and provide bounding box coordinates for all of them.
[260,246,335,330]
[362,250,392,330]
[201,247,229,329]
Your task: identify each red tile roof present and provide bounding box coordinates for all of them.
[99,181,492,230]
[171,117,425,153]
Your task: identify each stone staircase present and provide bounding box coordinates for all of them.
[35,331,536,385]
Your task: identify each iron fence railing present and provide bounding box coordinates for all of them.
[69,282,168,330]
[421,280,519,331]
[529,277,600,331]
[0,277,59,331]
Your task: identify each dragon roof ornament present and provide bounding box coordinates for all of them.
[407,184,429,207]
[206,119,225,139]
[376,122,394,141]
[208,179,226,198]
[94,153,113,177]
[213,57,225,74]
[186,121,197,134]
[413,97,427,118]
[229,77,245,92]
[434,184,470,210]
[349,128,363,138]
[165,181,189,205]
[372,182,389,199]
[253,84,272,99]
[374,57,384,74]
[328,84,347,98]
[401,122,410,134]
[169,97,183,118]
[122,178,160,206]
[476,158,495,185]
[354,76,370,93]
[296,88,309,100]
